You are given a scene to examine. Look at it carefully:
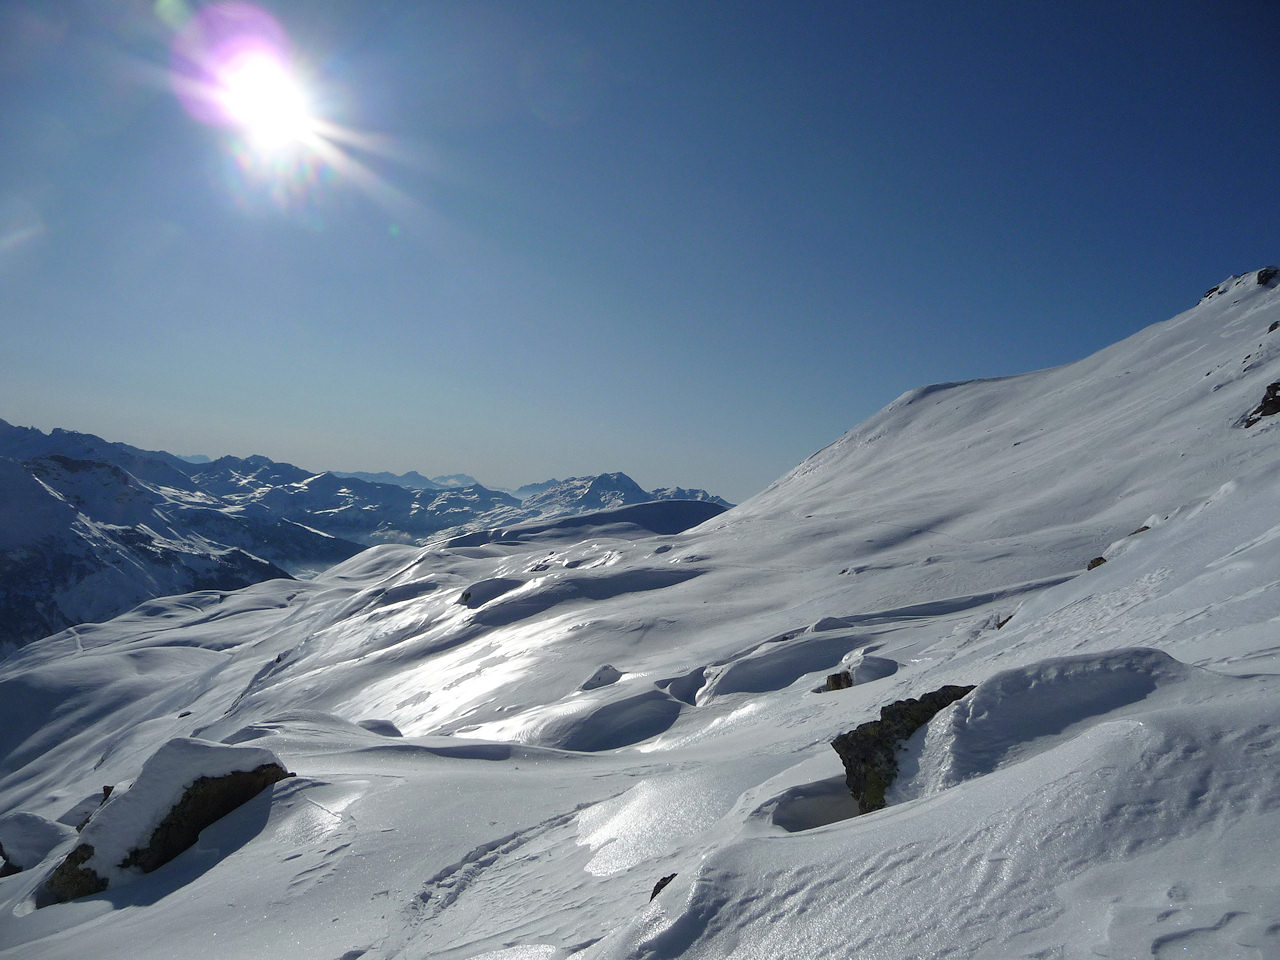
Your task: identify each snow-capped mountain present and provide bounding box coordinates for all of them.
[330,471,483,491]
[473,473,731,530]
[2,267,1280,959]
[0,438,361,651]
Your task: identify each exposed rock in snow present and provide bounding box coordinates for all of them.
[1241,380,1280,426]
[40,739,289,905]
[830,684,975,813]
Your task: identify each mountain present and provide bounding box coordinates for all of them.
[0,451,325,653]
[332,470,443,490]
[0,424,367,650]
[430,473,481,489]
[492,473,731,527]
[186,456,524,544]
[2,267,1279,958]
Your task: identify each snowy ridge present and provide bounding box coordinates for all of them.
[1,268,1279,958]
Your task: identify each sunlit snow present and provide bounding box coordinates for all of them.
[3,269,1280,958]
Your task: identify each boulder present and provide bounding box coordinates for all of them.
[41,738,290,905]
[824,670,853,691]
[830,685,975,814]
[1087,556,1108,570]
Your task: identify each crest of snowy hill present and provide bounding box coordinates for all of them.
[2,267,1280,959]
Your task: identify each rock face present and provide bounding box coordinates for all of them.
[40,739,290,906]
[830,685,975,814]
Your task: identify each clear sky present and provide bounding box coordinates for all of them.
[1,0,1276,503]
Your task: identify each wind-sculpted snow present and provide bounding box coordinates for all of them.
[3,269,1280,958]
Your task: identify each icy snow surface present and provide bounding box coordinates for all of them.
[3,270,1280,958]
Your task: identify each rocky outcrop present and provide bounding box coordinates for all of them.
[1242,382,1280,427]
[118,763,289,874]
[40,739,290,906]
[1087,556,1108,570]
[830,685,975,814]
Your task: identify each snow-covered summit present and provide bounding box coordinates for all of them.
[2,269,1280,958]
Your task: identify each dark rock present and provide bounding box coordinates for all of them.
[830,685,974,814]
[41,844,108,904]
[1242,382,1280,427]
[1258,266,1279,286]
[118,763,289,873]
[0,843,18,878]
[650,873,677,900]
[1269,321,1279,334]
[1129,526,1150,536]
[824,670,853,691]
[1087,556,1108,570]
[41,761,289,905]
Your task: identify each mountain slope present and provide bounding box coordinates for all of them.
[0,450,353,651]
[1,269,1279,958]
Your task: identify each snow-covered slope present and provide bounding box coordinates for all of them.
[2,269,1280,959]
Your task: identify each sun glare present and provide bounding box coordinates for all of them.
[216,50,314,152]
[170,3,317,158]
[166,2,415,219]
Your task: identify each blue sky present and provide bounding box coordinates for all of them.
[1,1,1276,503]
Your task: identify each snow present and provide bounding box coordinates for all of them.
[0,813,74,871]
[2,268,1280,957]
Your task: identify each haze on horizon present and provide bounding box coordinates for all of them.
[1,0,1276,503]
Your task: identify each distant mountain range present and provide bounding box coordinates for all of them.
[0,420,730,650]
[330,470,478,490]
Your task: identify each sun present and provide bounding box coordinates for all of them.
[167,2,414,218]
[215,49,315,153]
[170,3,316,156]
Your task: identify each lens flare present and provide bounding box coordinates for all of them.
[170,2,312,154]
[165,2,419,223]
